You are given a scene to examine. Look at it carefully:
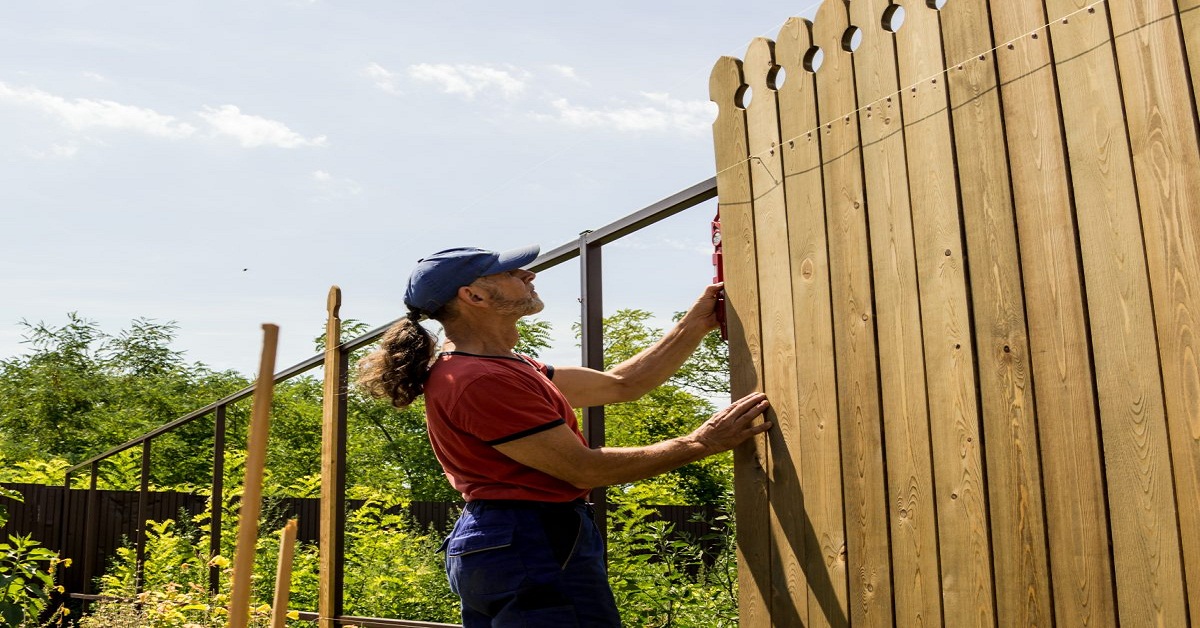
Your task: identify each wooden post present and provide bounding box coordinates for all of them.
[319,287,347,628]
[271,519,299,628]
[229,323,279,628]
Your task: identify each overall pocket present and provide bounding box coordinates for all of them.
[445,522,524,598]
[538,507,584,569]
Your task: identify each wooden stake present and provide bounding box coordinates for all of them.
[319,286,345,628]
[229,323,279,628]
[270,519,298,628]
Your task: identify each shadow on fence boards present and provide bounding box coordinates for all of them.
[711,0,1199,626]
[0,482,722,601]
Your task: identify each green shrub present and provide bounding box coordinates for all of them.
[86,486,741,626]
[0,534,68,627]
[338,492,458,621]
[78,588,287,628]
[606,498,739,627]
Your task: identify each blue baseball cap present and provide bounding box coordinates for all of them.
[403,244,540,314]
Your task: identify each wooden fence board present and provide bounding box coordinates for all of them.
[792,11,897,628]
[844,2,938,624]
[744,36,835,627]
[890,3,993,625]
[811,2,886,624]
[988,1,1117,625]
[1046,2,1188,625]
[939,2,1054,626]
[1107,1,1200,621]
[709,54,772,627]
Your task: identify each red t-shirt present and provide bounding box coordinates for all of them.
[423,351,589,502]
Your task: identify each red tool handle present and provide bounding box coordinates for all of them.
[712,212,728,341]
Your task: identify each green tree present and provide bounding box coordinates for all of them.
[0,314,246,486]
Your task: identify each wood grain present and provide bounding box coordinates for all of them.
[1045,2,1187,625]
[319,286,344,628]
[988,1,1117,625]
[744,36,828,627]
[1106,0,1200,622]
[939,1,1053,626]
[271,519,298,628]
[229,323,279,628]
[748,30,864,628]
[843,1,939,624]
[891,2,993,625]
[811,2,887,623]
[746,35,855,628]
[710,54,772,628]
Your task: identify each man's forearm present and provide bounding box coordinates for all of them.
[575,436,714,488]
[605,316,713,401]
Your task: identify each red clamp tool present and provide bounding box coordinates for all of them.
[712,211,728,341]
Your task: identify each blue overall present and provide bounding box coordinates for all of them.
[443,499,622,627]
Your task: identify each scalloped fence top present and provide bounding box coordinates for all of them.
[708,0,1200,626]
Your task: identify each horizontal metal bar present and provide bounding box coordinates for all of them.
[66,353,327,474]
[581,176,717,246]
[65,176,717,476]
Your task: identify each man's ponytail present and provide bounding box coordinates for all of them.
[357,308,439,408]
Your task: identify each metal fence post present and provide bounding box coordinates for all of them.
[135,439,151,593]
[82,462,99,596]
[209,405,226,594]
[578,233,607,543]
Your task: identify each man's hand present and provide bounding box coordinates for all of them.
[689,392,772,454]
[680,283,725,332]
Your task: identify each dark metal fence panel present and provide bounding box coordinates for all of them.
[3,483,726,596]
[1,483,209,595]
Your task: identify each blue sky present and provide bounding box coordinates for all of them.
[0,0,819,376]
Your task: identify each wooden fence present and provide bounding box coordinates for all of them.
[710,0,1199,626]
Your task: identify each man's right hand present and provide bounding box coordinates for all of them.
[690,392,771,454]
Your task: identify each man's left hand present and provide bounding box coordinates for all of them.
[682,283,724,331]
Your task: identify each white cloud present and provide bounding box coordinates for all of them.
[82,72,108,83]
[31,142,82,160]
[544,92,716,134]
[198,105,327,148]
[548,64,584,82]
[0,81,196,138]
[407,63,528,100]
[363,62,401,94]
[311,169,362,200]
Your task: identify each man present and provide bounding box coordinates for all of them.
[357,244,771,627]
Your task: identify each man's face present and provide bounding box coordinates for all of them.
[474,269,544,316]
